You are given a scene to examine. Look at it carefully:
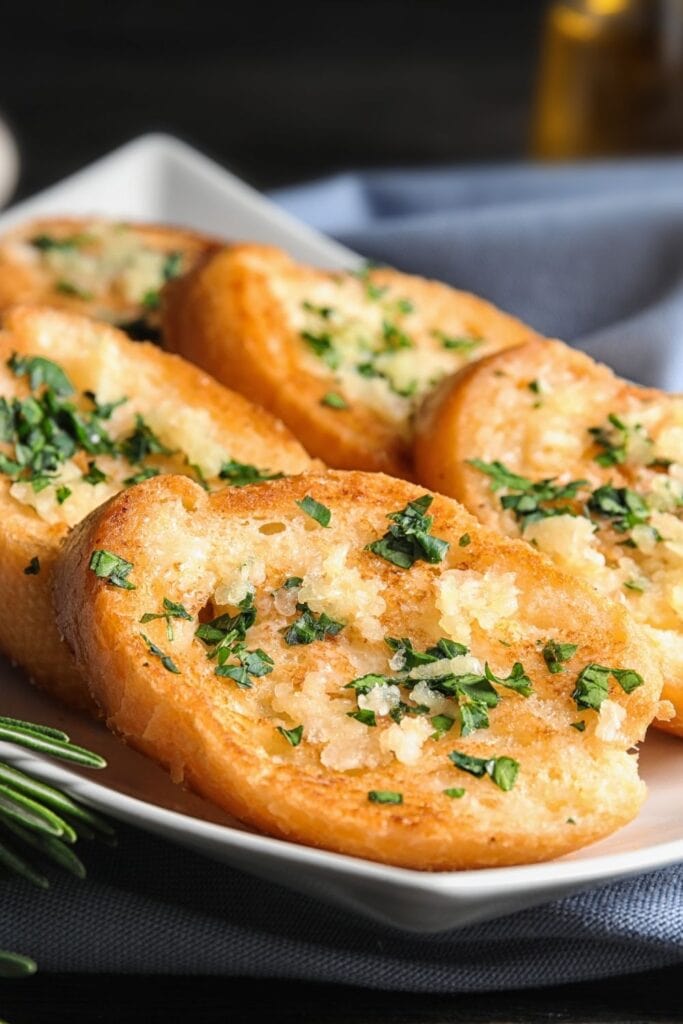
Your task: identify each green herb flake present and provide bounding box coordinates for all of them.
[23,556,40,576]
[624,579,645,593]
[301,330,340,369]
[528,379,541,394]
[219,459,283,487]
[458,532,471,547]
[89,549,135,590]
[611,668,644,694]
[55,280,93,300]
[433,330,482,354]
[123,467,161,487]
[347,708,377,727]
[296,495,331,527]
[320,391,348,410]
[443,787,465,799]
[572,664,610,712]
[283,576,303,590]
[140,597,193,642]
[277,724,304,747]
[120,414,173,465]
[140,633,181,674]
[484,662,533,697]
[302,300,334,319]
[82,460,107,486]
[366,494,449,569]
[430,714,455,739]
[283,605,344,645]
[56,485,71,505]
[469,459,587,530]
[542,640,578,674]
[571,720,586,732]
[448,750,520,791]
[7,353,74,396]
[587,485,652,535]
[368,790,402,805]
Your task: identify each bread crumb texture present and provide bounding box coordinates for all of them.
[432,340,683,732]
[59,471,663,867]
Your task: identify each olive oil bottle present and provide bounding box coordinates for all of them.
[532,0,683,158]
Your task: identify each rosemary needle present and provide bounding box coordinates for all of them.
[0,722,106,768]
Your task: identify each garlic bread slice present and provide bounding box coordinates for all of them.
[0,218,218,341]
[0,305,313,709]
[414,338,683,735]
[55,470,661,869]
[162,245,542,479]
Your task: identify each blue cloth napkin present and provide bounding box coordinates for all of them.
[4,160,683,989]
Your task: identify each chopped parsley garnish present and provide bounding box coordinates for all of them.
[55,280,93,300]
[586,485,652,534]
[23,556,40,576]
[8,353,74,396]
[430,714,455,739]
[219,460,283,487]
[368,790,402,805]
[571,720,586,732]
[277,724,303,747]
[282,604,344,645]
[468,460,586,529]
[484,662,533,697]
[458,533,471,547]
[344,673,391,695]
[120,414,173,465]
[31,233,88,252]
[571,663,642,712]
[142,289,161,311]
[83,392,127,420]
[320,391,348,409]
[302,300,333,319]
[56,485,71,504]
[432,330,482,354]
[347,708,376,727]
[123,466,161,486]
[163,251,183,281]
[542,640,578,674]
[589,413,652,468]
[296,495,331,527]
[443,787,465,799]
[89,549,135,589]
[366,495,449,568]
[140,633,181,674]
[528,379,541,394]
[194,594,273,687]
[82,460,107,485]
[449,750,520,791]
[140,597,193,641]
[381,319,413,351]
[283,576,303,589]
[624,579,645,593]
[300,330,340,369]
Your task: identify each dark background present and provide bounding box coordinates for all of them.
[0,0,547,201]
[2,2,682,1020]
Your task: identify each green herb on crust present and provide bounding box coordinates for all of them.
[89,550,135,590]
[366,494,449,568]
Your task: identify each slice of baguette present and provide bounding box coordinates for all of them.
[414,337,683,735]
[161,244,542,479]
[54,470,661,869]
[0,218,219,341]
[0,305,313,710]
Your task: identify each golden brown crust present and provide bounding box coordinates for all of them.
[414,338,683,736]
[0,305,314,710]
[162,244,542,479]
[54,470,661,869]
[0,218,221,338]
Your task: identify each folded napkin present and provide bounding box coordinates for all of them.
[4,159,683,989]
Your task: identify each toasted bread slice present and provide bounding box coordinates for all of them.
[161,244,542,479]
[0,218,219,341]
[414,337,683,735]
[55,470,661,869]
[0,305,313,709]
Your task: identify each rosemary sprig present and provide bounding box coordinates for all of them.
[0,715,110,981]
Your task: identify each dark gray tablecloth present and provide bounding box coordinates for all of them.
[3,159,683,988]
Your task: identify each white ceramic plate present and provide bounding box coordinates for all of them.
[1,134,682,934]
